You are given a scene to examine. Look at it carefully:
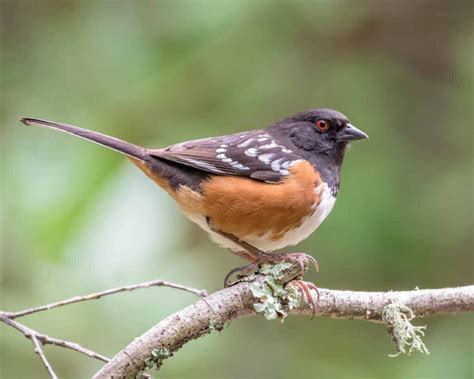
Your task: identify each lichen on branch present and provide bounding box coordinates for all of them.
[250,262,302,320]
[383,303,430,357]
[92,263,473,378]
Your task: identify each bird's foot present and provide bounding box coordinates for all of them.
[224,252,318,288]
[289,279,320,319]
[224,261,260,287]
[266,252,319,274]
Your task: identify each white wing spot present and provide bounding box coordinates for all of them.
[257,137,268,142]
[238,138,254,148]
[271,157,284,172]
[185,158,224,173]
[216,153,227,159]
[281,147,293,153]
[260,141,279,149]
[215,148,226,153]
[245,147,259,157]
[281,161,292,170]
[231,162,250,170]
[258,153,275,164]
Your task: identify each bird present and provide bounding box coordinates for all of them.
[20,109,368,306]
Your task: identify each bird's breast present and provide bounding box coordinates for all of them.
[174,160,337,252]
[260,181,336,250]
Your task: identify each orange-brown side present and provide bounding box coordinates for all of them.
[129,158,176,195]
[201,160,321,241]
[129,158,321,241]
[128,157,206,214]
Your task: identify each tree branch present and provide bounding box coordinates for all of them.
[0,278,208,378]
[0,315,110,363]
[94,267,474,378]
[3,279,208,319]
[2,264,472,379]
[30,333,59,379]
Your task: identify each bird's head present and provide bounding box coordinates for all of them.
[272,108,368,158]
[268,108,368,194]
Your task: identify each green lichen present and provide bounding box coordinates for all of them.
[250,262,302,321]
[382,303,430,357]
[285,282,303,311]
[143,347,171,369]
[209,319,224,332]
[259,262,292,279]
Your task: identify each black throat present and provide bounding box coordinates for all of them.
[305,150,343,196]
[269,123,346,196]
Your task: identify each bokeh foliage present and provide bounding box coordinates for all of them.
[1,1,473,378]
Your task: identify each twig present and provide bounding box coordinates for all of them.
[0,314,110,362]
[94,277,474,378]
[1,277,209,377]
[4,279,208,319]
[30,333,58,379]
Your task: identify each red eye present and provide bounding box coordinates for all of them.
[315,119,329,131]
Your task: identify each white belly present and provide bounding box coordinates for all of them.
[185,182,336,252]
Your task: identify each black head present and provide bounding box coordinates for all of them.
[269,108,367,162]
[268,108,368,193]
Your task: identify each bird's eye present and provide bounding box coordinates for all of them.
[315,119,330,132]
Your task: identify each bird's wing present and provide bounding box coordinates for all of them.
[149,130,300,183]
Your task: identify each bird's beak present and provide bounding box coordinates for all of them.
[338,123,369,141]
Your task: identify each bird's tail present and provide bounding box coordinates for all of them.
[19,117,148,161]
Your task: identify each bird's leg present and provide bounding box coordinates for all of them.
[216,228,319,274]
[222,246,263,287]
[215,228,319,272]
[229,250,255,261]
[206,217,267,259]
[222,258,260,287]
[207,218,318,287]
[206,219,269,286]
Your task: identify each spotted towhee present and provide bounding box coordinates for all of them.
[20,109,367,302]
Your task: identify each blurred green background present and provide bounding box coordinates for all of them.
[1,1,473,378]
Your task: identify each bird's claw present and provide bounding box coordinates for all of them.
[224,252,319,287]
[223,261,260,287]
[272,252,319,274]
[290,279,320,319]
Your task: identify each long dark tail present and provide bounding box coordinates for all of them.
[19,117,148,161]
